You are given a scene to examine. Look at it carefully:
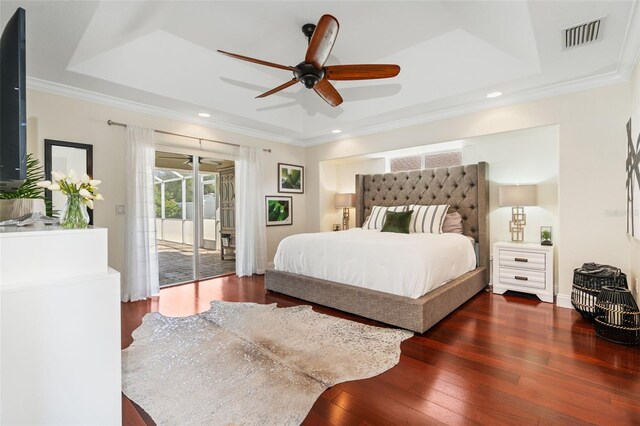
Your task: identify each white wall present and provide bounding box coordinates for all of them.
[461,126,559,248]
[317,157,385,231]
[336,158,386,193]
[306,82,630,305]
[26,89,306,272]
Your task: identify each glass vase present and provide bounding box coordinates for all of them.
[60,193,89,229]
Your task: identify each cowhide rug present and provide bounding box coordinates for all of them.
[122,301,412,425]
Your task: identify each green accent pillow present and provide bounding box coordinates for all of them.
[381,210,414,234]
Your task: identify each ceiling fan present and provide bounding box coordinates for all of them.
[157,153,222,167]
[218,14,400,107]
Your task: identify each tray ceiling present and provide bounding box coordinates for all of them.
[2,1,639,145]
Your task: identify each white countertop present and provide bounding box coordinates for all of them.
[0,224,105,237]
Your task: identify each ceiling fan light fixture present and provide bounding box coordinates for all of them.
[218,14,400,107]
[198,112,211,118]
[486,91,502,98]
[301,75,320,89]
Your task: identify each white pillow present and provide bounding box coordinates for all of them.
[362,205,407,231]
[407,204,450,233]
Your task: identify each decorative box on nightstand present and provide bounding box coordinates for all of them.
[492,242,554,303]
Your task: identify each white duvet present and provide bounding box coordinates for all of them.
[273,229,476,299]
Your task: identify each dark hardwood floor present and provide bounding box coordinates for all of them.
[121,275,640,425]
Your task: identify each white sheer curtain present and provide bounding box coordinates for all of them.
[235,146,267,276]
[122,126,160,302]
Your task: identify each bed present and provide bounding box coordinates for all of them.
[265,162,489,333]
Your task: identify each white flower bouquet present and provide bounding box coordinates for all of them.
[37,170,104,228]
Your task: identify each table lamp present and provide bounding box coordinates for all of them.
[499,184,537,243]
[334,193,356,230]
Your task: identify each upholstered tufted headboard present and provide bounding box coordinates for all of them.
[355,162,489,278]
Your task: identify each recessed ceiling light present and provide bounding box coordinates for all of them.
[198,112,211,118]
[486,91,502,98]
[332,129,342,134]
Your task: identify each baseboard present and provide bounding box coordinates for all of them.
[556,293,573,309]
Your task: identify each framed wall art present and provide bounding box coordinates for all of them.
[266,195,292,226]
[278,163,304,194]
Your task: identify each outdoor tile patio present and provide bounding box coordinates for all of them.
[158,241,235,286]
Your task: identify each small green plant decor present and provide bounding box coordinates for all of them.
[0,154,53,215]
[541,226,552,246]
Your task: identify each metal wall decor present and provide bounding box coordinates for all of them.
[626,119,640,239]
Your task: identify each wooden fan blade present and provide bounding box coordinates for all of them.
[313,79,343,107]
[325,64,401,80]
[305,15,339,69]
[256,78,299,98]
[217,50,298,72]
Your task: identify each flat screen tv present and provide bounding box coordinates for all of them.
[0,7,26,192]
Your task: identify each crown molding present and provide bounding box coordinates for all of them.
[299,70,627,147]
[300,2,640,147]
[616,0,640,81]
[26,64,632,150]
[26,77,302,146]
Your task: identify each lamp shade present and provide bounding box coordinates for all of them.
[334,193,356,209]
[499,185,537,207]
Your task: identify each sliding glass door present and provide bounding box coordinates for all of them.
[154,151,235,287]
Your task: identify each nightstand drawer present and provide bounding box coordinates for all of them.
[499,249,545,271]
[498,267,546,289]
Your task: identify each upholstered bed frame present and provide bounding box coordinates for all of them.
[265,162,489,333]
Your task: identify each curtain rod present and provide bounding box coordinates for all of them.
[107,120,272,153]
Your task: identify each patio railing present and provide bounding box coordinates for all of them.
[156,218,218,249]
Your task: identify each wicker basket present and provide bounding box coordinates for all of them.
[594,286,640,346]
[571,265,627,319]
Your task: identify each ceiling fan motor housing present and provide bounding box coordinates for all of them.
[294,62,325,89]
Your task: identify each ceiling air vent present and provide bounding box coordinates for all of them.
[564,18,602,49]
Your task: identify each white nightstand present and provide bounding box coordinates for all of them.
[492,242,554,303]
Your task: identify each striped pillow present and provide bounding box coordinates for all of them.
[362,205,407,231]
[407,204,450,234]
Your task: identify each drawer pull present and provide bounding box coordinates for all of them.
[514,275,529,281]
[514,257,529,263]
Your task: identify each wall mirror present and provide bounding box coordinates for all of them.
[44,139,94,224]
